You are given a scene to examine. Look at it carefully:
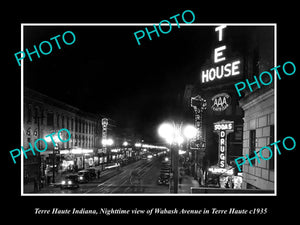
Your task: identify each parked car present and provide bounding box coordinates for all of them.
[161,164,171,170]
[160,167,171,174]
[161,161,171,168]
[157,173,170,185]
[120,158,129,166]
[86,168,97,180]
[60,175,79,189]
[77,170,90,183]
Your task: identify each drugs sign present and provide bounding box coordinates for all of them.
[213,120,234,168]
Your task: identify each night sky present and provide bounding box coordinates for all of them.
[24,25,215,142]
[24,25,260,143]
[4,4,298,215]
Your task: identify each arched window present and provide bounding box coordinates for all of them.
[33,107,39,124]
[56,113,60,127]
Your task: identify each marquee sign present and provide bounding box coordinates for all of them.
[200,25,242,84]
[211,93,231,111]
[190,95,207,150]
[213,120,234,168]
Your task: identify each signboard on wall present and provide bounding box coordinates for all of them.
[213,120,234,168]
[211,93,231,111]
[200,25,243,85]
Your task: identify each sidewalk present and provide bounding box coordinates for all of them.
[168,175,200,194]
[179,175,200,193]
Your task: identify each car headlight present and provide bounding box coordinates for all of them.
[61,180,66,185]
[79,176,83,180]
[68,180,72,185]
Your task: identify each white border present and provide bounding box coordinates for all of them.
[21,23,277,196]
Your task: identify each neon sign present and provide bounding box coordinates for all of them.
[201,25,241,84]
[211,93,231,111]
[213,120,234,168]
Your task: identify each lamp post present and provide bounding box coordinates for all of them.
[102,138,114,164]
[158,123,197,193]
[123,141,128,161]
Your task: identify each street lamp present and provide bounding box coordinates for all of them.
[158,122,197,193]
[102,138,114,146]
[102,138,114,163]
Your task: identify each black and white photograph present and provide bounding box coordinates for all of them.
[3,3,299,221]
[21,24,276,195]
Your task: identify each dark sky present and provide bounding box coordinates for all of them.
[24,25,269,142]
[24,25,215,142]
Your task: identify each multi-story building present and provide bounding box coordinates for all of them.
[184,25,275,192]
[238,26,275,191]
[23,87,100,191]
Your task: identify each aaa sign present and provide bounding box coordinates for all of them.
[211,93,231,111]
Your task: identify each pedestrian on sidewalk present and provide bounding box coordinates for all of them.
[97,169,101,179]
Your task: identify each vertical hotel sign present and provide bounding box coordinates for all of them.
[201,25,242,84]
[213,120,234,168]
[101,118,108,154]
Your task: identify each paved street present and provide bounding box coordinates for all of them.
[39,156,169,194]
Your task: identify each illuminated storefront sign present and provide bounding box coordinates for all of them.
[201,25,242,84]
[59,149,93,154]
[211,93,231,111]
[201,60,241,83]
[213,120,234,168]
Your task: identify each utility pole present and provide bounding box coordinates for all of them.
[173,143,179,193]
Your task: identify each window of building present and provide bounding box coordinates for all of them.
[27,104,32,123]
[71,118,74,131]
[75,118,78,132]
[249,129,257,164]
[40,109,44,125]
[47,112,54,126]
[66,116,69,130]
[75,135,78,146]
[34,107,38,124]
[269,125,275,170]
[57,114,60,127]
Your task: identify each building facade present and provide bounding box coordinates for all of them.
[239,87,274,190]
[238,26,275,190]
[23,87,99,190]
[184,26,275,192]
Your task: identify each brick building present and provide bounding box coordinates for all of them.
[238,26,275,190]
[184,25,275,192]
[23,87,100,192]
